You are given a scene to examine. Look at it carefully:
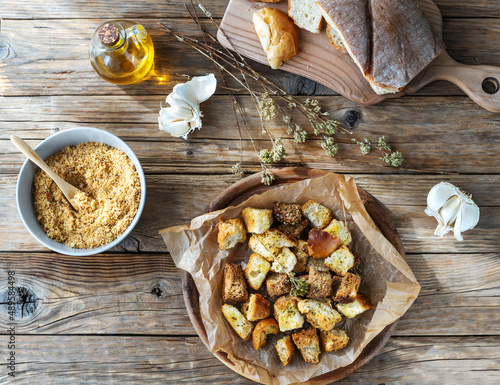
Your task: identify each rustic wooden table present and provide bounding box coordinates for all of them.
[1,1,499,383]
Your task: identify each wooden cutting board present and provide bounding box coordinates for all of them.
[218,0,500,112]
[181,167,404,384]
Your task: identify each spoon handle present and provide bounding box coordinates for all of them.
[10,135,80,200]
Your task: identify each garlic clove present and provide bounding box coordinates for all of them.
[158,120,192,137]
[171,82,199,109]
[458,202,480,232]
[166,93,193,110]
[159,106,195,123]
[439,196,461,226]
[186,73,217,103]
[426,182,458,212]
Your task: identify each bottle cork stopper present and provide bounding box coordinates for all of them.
[98,23,120,45]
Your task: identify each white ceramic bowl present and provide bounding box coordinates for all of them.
[16,127,146,256]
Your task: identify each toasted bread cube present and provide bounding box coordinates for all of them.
[241,293,270,321]
[297,299,342,331]
[325,246,356,276]
[244,253,271,290]
[278,217,310,239]
[334,272,361,304]
[292,326,320,364]
[217,218,247,250]
[324,219,352,246]
[276,335,295,367]
[263,229,298,248]
[320,328,349,352]
[292,239,309,273]
[270,247,297,274]
[248,234,280,261]
[222,304,253,341]
[307,266,333,298]
[302,200,332,229]
[307,229,342,258]
[336,293,373,318]
[307,257,329,272]
[252,318,279,350]
[242,207,273,234]
[274,295,304,332]
[266,272,291,298]
[222,262,249,304]
[273,201,302,224]
[331,275,343,294]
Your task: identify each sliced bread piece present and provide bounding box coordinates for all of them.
[288,0,323,33]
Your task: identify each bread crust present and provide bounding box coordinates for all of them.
[292,326,321,364]
[252,317,279,350]
[222,262,249,304]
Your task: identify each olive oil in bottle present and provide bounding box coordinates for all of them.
[89,20,154,85]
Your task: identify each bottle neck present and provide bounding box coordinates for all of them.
[92,22,128,54]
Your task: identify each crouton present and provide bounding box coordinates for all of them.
[270,247,297,274]
[248,234,280,261]
[244,253,271,290]
[274,295,304,332]
[307,266,333,298]
[324,219,352,246]
[276,335,294,367]
[324,246,356,276]
[307,257,329,272]
[336,293,373,318]
[217,218,247,249]
[278,217,310,239]
[242,207,273,234]
[221,304,253,341]
[252,318,279,350]
[222,262,249,304]
[334,272,361,304]
[301,200,332,229]
[331,275,343,294]
[307,229,342,258]
[292,239,309,273]
[292,326,321,364]
[241,293,270,321]
[266,272,291,298]
[263,228,298,248]
[320,328,349,352]
[273,201,302,224]
[298,299,342,331]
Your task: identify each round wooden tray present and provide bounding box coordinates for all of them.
[181,167,405,384]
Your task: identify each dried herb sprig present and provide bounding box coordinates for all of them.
[289,272,309,297]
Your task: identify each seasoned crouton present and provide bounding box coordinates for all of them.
[307,229,342,258]
[307,257,329,272]
[248,234,280,261]
[297,299,342,331]
[217,218,247,249]
[252,318,279,350]
[222,262,249,304]
[302,200,332,229]
[241,293,270,321]
[334,272,361,304]
[274,295,304,332]
[292,240,309,273]
[325,246,356,276]
[307,266,333,298]
[336,293,373,318]
[270,247,297,274]
[292,326,321,364]
[331,275,343,294]
[324,219,352,246]
[242,207,273,234]
[276,335,294,367]
[266,272,291,298]
[263,229,298,248]
[221,304,253,341]
[278,217,310,239]
[320,328,349,351]
[244,253,271,290]
[273,201,302,224]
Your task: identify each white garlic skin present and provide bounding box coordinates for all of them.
[158,74,217,139]
[425,182,480,241]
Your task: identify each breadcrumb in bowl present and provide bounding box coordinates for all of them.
[16,127,146,256]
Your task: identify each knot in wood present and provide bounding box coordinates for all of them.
[0,40,13,61]
[2,286,40,320]
[344,109,361,128]
[151,283,163,297]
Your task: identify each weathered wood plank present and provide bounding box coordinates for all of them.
[0,335,497,383]
[1,0,499,19]
[1,174,498,253]
[0,250,497,335]
[0,18,498,96]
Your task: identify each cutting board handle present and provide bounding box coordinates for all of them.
[410,51,500,113]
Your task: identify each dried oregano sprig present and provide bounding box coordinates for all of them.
[289,272,309,297]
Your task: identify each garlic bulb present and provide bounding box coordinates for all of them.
[158,74,217,139]
[425,182,480,241]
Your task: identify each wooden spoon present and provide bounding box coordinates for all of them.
[11,135,84,209]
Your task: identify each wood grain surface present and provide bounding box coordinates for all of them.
[0,0,499,383]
